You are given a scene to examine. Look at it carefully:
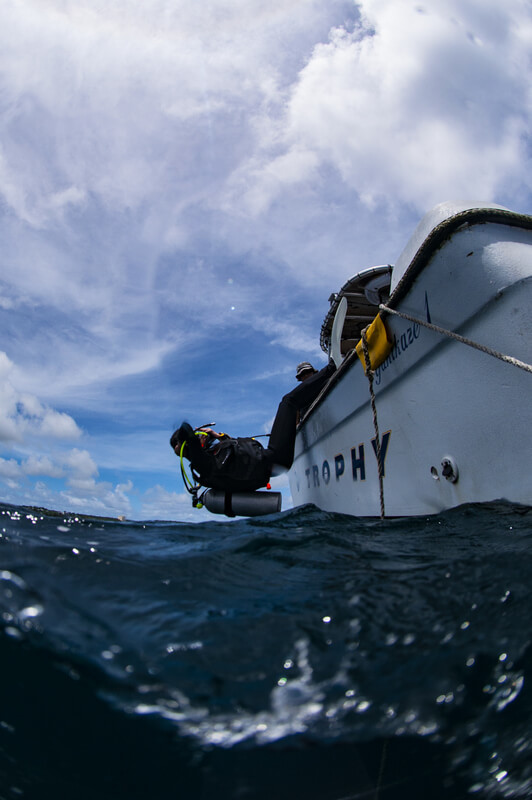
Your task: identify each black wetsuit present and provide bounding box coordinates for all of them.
[178,362,335,492]
[264,362,335,468]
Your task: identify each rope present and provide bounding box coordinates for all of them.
[360,328,386,520]
[379,304,532,375]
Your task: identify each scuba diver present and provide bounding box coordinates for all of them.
[170,361,335,506]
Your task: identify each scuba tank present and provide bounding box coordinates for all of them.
[202,489,282,518]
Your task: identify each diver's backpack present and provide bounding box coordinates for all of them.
[195,436,271,492]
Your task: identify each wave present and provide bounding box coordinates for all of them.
[1,501,531,798]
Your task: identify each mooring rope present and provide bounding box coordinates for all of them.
[379,304,532,375]
[360,328,386,520]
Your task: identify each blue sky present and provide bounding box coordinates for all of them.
[0,0,531,521]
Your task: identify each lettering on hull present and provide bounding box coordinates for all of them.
[374,292,431,385]
[374,325,420,385]
[303,431,391,490]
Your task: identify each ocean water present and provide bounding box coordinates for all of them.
[0,501,531,800]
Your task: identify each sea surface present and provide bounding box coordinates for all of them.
[0,500,531,800]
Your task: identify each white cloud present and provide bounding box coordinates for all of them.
[141,484,202,522]
[23,455,65,478]
[5,0,528,411]
[0,0,353,229]
[38,409,82,439]
[254,315,324,357]
[56,479,133,519]
[0,349,136,517]
[0,457,22,480]
[63,448,99,480]
[0,352,82,442]
[233,148,321,217]
[0,450,135,518]
[230,0,532,215]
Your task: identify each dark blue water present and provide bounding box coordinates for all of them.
[0,501,531,799]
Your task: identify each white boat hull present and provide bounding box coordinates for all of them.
[289,206,532,517]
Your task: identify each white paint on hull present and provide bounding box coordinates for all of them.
[290,207,532,517]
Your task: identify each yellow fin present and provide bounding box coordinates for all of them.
[355,314,393,372]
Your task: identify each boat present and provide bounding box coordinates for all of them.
[289,202,532,517]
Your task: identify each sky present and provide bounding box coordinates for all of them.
[0,0,531,521]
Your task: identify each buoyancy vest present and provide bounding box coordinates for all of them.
[191,436,272,492]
